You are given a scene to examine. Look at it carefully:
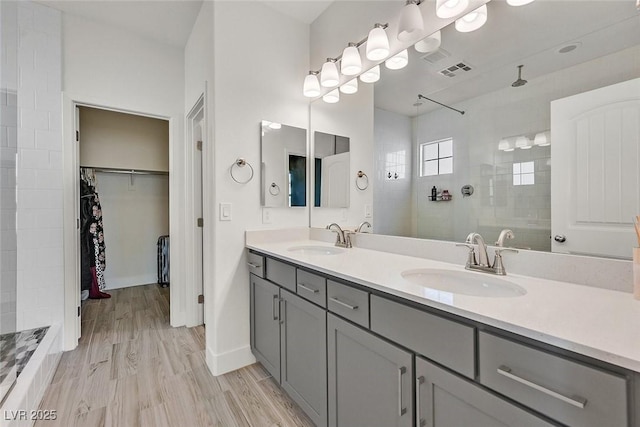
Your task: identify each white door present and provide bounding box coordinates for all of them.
[321,152,350,208]
[194,116,204,325]
[551,78,640,259]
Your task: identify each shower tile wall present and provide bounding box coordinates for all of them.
[15,2,64,330]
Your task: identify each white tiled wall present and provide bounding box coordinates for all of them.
[15,2,63,331]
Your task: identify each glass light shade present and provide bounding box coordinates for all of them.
[303,73,320,97]
[385,49,409,70]
[341,44,362,76]
[515,136,532,149]
[436,0,469,19]
[340,78,358,94]
[415,30,441,54]
[507,0,535,6]
[366,25,390,61]
[455,5,487,32]
[398,1,424,42]
[534,131,551,146]
[498,138,514,151]
[360,65,381,83]
[320,59,339,88]
[268,122,281,130]
[323,89,340,104]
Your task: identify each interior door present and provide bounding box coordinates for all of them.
[194,115,204,325]
[551,78,640,258]
[321,151,350,208]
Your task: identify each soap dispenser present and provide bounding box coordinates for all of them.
[431,186,437,201]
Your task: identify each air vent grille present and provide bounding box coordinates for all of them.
[438,61,473,77]
[421,48,451,64]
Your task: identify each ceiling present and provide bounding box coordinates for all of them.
[374,1,640,117]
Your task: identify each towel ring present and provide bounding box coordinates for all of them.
[355,170,369,191]
[230,158,254,184]
[269,182,280,196]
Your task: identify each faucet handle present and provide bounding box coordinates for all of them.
[456,243,477,267]
[344,231,355,248]
[493,247,518,275]
[495,247,518,255]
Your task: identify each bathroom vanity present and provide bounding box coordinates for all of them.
[246,238,640,427]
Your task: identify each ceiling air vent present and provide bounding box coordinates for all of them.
[438,61,473,78]
[421,48,451,65]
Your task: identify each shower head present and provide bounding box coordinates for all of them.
[511,65,527,87]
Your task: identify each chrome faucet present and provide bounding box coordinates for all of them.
[355,221,372,233]
[456,231,518,275]
[327,223,352,248]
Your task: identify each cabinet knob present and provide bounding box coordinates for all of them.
[554,235,567,243]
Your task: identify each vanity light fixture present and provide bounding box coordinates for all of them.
[398,0,424,42]
[455,4,488,32]
[436,0,470,19]
[268,122,281,130]
[323,88,340,103]
[507,0,535,6]
[498,138,515,152]
[360,65,381,83]
[303,71,320,98]
[341,43,362,76]
[515,135,532,149]
[320,58,340,88]
[415,30,441,53]
[340,78,358,94]
[534,131,551,146]
[385,49,409,70]
[366,23,390,61]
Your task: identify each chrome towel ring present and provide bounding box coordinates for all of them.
[356,170,369,190]
[230,158,254,184]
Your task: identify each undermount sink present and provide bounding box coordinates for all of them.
[401,269,526,298]
[287,245,345,255]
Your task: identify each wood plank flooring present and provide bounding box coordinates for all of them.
[36,285,314,427]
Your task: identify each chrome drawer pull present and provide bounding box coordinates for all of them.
[329,297,358,310]
[247,262,262,269]
[298,283,319,294]
[416,376,425,427]
[398,366,407,416]
[497,365,587,409]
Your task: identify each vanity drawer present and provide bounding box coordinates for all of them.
[327,280,369,328]
[266,258,296,292]
[478,331,628,427]
[296,269,327,308]
[247,252,265,278]
[370,295,475,379]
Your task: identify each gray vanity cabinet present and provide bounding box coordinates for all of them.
[280,289,328,427]
[250,274,281,382]
[416,357,553,427]
[327,313,413,427]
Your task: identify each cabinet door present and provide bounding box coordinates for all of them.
[250,275,281,382]
[416,357,553,427]
[327,314,412,427]
[280,290,327,427]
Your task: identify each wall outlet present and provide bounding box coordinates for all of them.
[262,208,271,224]
[219,203,232,221]
[364,204,372,218]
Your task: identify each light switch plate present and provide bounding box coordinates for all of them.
[262,208,272,224]
[219,203,232,221]
[364,204,372,218]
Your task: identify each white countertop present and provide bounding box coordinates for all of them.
[246,238,640,373]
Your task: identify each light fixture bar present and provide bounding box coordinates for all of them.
[417,94,465,115]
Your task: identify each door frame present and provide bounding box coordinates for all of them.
[186,94,206,327]
[62,94,180,350]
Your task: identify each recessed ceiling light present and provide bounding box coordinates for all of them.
[557,42,581,54]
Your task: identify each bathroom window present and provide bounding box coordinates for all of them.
[385,150,406,180]
[513,161,535,186]
[419,138,453,177]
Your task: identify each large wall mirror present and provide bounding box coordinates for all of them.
[310,0,640,259]
[260,120,307,208]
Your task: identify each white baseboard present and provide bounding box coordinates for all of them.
[104,275,158,290]
[206,345,256,376]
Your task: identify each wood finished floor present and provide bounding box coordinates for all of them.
[36,284,314,427]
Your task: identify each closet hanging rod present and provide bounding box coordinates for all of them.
[81,166,169,176]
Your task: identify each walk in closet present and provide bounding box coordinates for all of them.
[78,106,170,300]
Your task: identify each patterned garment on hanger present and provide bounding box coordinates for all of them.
[90,191,107,290]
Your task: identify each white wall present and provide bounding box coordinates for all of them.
[374,108,413,237]
[96,173,169,290]
[79,107,169,172]
[189,0,310,375]
[62,10,186,348]
[15,2,64,332]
